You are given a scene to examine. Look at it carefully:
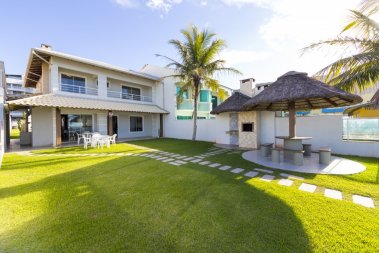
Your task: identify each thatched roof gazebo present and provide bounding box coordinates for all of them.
[243,71,363,138]
[344,89,379,117]
[211,91,251,114]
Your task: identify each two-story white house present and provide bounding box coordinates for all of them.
[8,45,168,147]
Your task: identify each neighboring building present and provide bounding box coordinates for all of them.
[6,74,36,98]
[7,45,168,147]
[141,64,233,120]
[6,74,36,129]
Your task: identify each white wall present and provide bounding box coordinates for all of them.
[32,107,54,147]
[116,112,153,138]
[260,113,379,158]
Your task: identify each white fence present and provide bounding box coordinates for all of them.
[165,112,379,158]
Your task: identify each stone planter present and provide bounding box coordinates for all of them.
[20,132,32,146]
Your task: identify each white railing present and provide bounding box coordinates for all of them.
[60,83,98,96]
[107,90,152,102]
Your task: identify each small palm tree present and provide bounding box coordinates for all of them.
[303,0,379,92]
[158,25,240,140]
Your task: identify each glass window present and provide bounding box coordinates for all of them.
[122,86,141,101]
[200,90,210,102]
[130,116,143,132]
[176,86,189,99]
[61,74,86,94]
[211,96,218,110]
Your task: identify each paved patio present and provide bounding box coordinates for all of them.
[242,150,366,175]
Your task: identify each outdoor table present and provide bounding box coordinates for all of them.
[275,136,312,160]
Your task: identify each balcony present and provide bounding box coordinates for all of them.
[107,90,152,102]
[60,83,98,96]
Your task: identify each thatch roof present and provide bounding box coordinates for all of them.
[211,91,251,114]
[344,89,379,116]
[243,71,362,111]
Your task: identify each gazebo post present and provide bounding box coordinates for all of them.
[288,101,296,138]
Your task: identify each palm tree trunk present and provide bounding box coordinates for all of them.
[192,83,199,141]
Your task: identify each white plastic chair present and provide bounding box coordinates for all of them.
[83,136,92,149]
[76,133,85,145]
[109,134,117,145]
[91,134,102,148]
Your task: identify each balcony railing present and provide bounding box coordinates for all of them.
[107,90,152,102]
[177,100,212,111]
[60,83,98,96]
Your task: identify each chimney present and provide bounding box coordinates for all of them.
[41,43,52,50]
[239,78,255,96]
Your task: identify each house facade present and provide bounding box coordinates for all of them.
[7,45,168,147]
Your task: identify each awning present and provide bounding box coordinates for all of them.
[7,94,169,114]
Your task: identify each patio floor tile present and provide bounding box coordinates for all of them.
[244,171,259,178]
[352,195,375,208]
[231,168,244,174]
[260,174,275,182]
[278,178,294,186]
[324,189,342,200]
[299,183,317,193]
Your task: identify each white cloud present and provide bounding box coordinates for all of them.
[146,0,183,12]
[114,0,139,8]
[221,0,268,7]
[220,49,271,66]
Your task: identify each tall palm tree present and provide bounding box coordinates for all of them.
[157,25,240,140]
[303,0,379,92]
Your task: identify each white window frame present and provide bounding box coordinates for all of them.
[129,115,144,133]
[60,72,87,93]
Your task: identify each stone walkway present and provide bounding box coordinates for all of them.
[24,147,376,209]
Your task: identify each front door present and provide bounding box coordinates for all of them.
[61,114,69,142]
[112,116,118,137]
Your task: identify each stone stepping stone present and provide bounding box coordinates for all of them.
[177,156,187,159]
[194,156,205,159]
[162,158,175,162]
[169,162,181,166]
[156,157,168,161]
[208,163,221,168]
[244,171,259,178]
[219,165,231,171]
[260,174,275,182]
[324,189,342,200]
[190,159,203,163]
[171,154,182,158]
[176,160,187,164]
[278,179,294,187]
[299,183,317,193]
[352,195,375,208]
[280,173,304,180]
[231,168,244,174]
[199,161,211,165]
[183,157,194,161]
[254,168,274,174]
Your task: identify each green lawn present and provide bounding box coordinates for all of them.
[10,129,20,139]
[1,138,378,252]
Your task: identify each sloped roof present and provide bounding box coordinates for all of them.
[344,89,379,116]
[211,91,251,114]
[25,48,160,87]
[7,94,168,114]
[243,71,362,111]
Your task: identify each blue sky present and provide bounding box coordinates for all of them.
[0,0,361,89]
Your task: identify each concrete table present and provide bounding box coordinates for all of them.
[275,136,312,161]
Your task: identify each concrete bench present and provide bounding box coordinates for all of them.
[319,147,331,164]
[302,144,312,156]
[271,148,304,166]
[261,143,274,157]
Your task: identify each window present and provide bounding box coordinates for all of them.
[211,96,218,110]
[122,86,141,101]
[130,116,143,132]
[242,123,254,132]
[200,90,210,102]
[176,86,189,99]
[61,74,86,94]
